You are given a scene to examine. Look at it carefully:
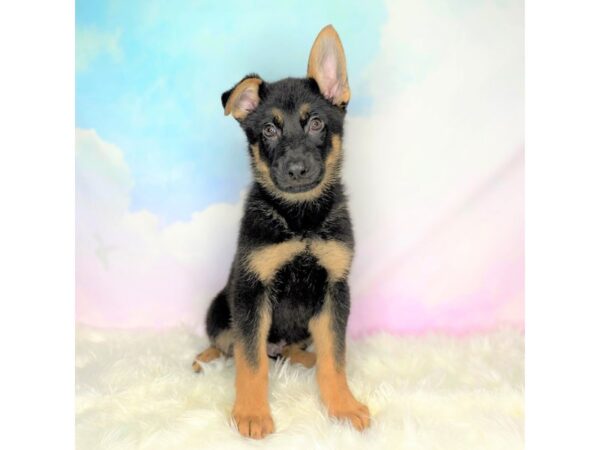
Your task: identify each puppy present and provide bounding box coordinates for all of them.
[192,25,370,439]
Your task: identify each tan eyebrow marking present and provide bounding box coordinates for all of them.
[299,103,311,120]
[271,108,284,127]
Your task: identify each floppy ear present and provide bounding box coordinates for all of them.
[221,75,262,120]
[307,25,350,106]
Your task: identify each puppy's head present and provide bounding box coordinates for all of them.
[221,25,350,202]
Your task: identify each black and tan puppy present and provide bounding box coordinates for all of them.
[192,25,370,439]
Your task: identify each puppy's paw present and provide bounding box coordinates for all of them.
[328,399,371,431]
[191,359,203,373]
[232,408,275,439]
[281,346,317,368]
[192,346,222,373]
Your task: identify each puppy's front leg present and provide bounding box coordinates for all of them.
[309,282,370,430]
[231,286,274,439]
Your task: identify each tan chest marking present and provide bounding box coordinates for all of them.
[246,240,306,282]
[310,240,353,282]
[246,238,352,284]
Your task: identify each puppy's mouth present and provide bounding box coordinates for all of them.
[276,179,322,193]
[269,164,325,194]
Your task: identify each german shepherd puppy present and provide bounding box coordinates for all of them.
[192,25,370,439]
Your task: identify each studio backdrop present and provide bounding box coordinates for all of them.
[75,0,523,336]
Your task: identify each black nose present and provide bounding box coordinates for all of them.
[287,160,309,180]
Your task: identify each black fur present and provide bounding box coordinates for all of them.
[205,74,352,367]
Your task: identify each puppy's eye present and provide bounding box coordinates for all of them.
[263,123,278,138]
[308,117,323,132]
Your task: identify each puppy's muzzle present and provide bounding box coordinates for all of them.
[274,151,323,193]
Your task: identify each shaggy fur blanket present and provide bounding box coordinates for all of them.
[76,327,523,449]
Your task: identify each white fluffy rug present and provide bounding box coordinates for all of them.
[76,327,523,450]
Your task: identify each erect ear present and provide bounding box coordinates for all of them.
[307,25,350,107]
[221,75,262,120]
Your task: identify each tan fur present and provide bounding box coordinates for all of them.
[250,143,273,188]
[192,346,222,373]
[310,240,353,282]
[309,306,370,431]
[214,329,235,356]
[250,134,343,203]
[224,77,262,120]
[232,305,274,439]
[246,240,306,283]
[271,107,284,126]
[281,343,316,368]
[307,25,351,106]
[299,103,311,120]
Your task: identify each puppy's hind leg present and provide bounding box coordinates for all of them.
[193,288,233,373]
[192,346,222,373]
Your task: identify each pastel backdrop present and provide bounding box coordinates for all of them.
[75,0,523,336]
